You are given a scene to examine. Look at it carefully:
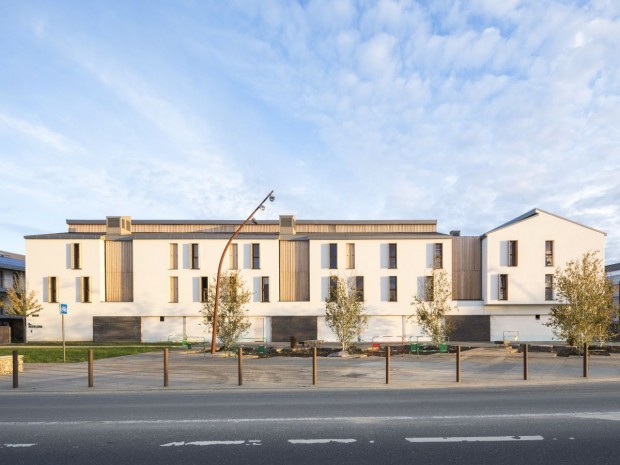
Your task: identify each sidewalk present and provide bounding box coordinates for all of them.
[2,347,620,393]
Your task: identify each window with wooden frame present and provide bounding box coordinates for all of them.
[169,277,178,303]
[545,274,553,301]
[169,243,178,270]
[328,276,338,302]
[48,276,58,303]
[498,274,508,300]
[388,243,397,269]
[229,244,238,270]
[70,243,81,269]
[389,276,397,302]
[424,275,434,301]
[81,276,91,303]
[433,243,443,269]
[355,276,364,302]
[508,240,518,267]
[190,243,199,269]
[200,276,209,303]
[346,243,355,269]
[329,243,338,269]
[261,276,270,302]
[251,243,260,269]
[545,241,554,267]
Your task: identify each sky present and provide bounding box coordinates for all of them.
[1,0,619,263]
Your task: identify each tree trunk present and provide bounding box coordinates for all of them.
[23,316,27,344]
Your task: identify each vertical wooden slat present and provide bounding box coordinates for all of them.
[105,240,133,302]
[279,240,309,301]
[452,236,482,300]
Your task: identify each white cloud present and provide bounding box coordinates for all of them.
[0,113,77,153]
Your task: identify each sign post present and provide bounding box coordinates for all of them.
[60,304,68,362]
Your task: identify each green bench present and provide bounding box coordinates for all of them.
[409,337,449,356]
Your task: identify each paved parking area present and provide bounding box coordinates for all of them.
[2,347,620,392]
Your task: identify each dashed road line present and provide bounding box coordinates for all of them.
[406,436,544,443]
[1,444,36,448]
[161,440,261,447]
[288,439,357,444]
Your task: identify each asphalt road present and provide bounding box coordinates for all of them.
[1,383,620,465]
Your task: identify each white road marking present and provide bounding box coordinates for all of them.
[406,436,544,443]
[2,411,619,427]
[161,440,260,447]
[289,439,357,444]
[3,444,36,448]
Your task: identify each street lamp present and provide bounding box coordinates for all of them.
[210,190,275,354]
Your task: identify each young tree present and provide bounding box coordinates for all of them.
[324,275,368,352]
[410,268,456,344]
[200,271,252,353]
[545,251,614,348]
[0,274,43,343]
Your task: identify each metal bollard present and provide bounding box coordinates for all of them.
[238,346,243,386]
[88,349,94,387]
[386,346,391,385]
[523,344,528,381]
[583,343,589,378]
[312,347,317,385]
[164,348,169,387]
[456,345,461,383]
[13,350,18,389]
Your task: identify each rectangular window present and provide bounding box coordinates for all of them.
[433,243,443,269]
[388,243,397,269]
[251,243,260,269]
[508,241,518,267]
[355,276,364,302]
[261,276,270,302]
[190,243,199,269]
[328,276,338,302]
[169,277,178,303]
[71,243,81,269]
[329,243,338,269]
[389,276,397,302]
[48,276,58,303]
[545,241,554,266]
[81,276,91,303]
[346,243,355,269]
[499,274,508,301]
[424,275,434,301]
[229,244,238,270]
[545,274,553,301]
[169,243,178,270]
[200,276,209,303]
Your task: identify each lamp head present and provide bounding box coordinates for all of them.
[269,195,275,202]
[260,205,266,211]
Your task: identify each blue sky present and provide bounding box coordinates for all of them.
[1,0,619,262]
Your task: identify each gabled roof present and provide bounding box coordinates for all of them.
[482,208,606,238]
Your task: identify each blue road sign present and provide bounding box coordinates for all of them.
[60,303,68,315]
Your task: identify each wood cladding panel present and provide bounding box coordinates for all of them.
[295,224,436,233]
[452,236,482,300]
[93,317,141,342]
[271,316,317,343]
[279,240,310,301]
[445,315,490,342]
[105,240,134,302]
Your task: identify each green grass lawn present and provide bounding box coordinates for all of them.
[0,346,164,363]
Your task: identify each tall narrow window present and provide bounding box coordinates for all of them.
[261,276,270,302]
[48,277,58,303]
[424,275,434,301]
[389,276,397,302]
[346,243,355,269]
[229,244,238,270]
[169,277,178,303]
[545,274,553,301]
[499,274,508,301]
[251,243,260,269]
[328,276,338,302]
[71,243,81,269]
[433,243,443,269]
[545,241,554,267]
[508,240,518,267]
[200,277,209,303]
[169,243,178,270]
[81,276,91,303]
[328,243,338,269]
[388,243,397,269]
[190,243,199,269]
[355,276,364,302]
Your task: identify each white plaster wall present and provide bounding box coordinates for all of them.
[490,314,555,341]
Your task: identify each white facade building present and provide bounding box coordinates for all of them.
[24,209,605,343]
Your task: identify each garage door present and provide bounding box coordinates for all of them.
[93,316,141,342]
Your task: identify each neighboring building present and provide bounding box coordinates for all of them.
[606,263,620,322]
[0,250,26,342]
[24,209,606,343]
